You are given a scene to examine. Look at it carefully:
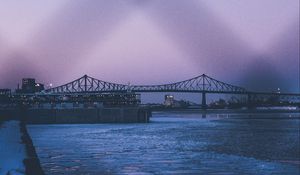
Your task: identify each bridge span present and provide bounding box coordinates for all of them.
[42,74,300,109]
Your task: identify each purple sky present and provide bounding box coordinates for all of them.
[0,0,299,93]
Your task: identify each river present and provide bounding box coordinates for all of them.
[28,112,300,175]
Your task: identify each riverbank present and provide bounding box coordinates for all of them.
[152,108,300,114]
[1,106,151,124]
[0,120,44,175]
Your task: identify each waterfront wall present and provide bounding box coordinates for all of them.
[0,120,44,175]
[20,121,45,175]
[0,107,151,124]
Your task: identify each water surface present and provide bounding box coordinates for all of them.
[28,112,300,174]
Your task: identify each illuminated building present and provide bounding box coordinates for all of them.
[164,94,174,107]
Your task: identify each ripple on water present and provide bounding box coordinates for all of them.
[28,113,300,175]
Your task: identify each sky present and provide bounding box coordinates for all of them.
[0,0,299,95]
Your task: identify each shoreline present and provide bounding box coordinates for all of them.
[20,121,45,175]
[0,120,44,175]
[0,107,151,124]
[151,108,300,114]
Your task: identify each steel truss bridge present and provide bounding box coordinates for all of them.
[41,74,300,108]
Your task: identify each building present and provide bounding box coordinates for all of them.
[164,94,175,107]
[164,94,191,108]
[16,78,44,93]
[0,89,11,103]
[34,83,45,92]
[0,89,11,96]
[22,78,35,93]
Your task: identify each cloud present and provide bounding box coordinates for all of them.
[140,0,254,80]
[239,57,285,92]
[69,11,199,85]
[0,0,298,93]
[29,0,135,82]
[240,20,299,92]
[270,21,299,92]
[0,52,42,88]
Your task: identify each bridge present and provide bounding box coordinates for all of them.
[42,74,300,108]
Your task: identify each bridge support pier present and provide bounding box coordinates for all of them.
[201,92,207,110]
[247,93,253,109]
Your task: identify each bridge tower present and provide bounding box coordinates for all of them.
[84,74,88,92]
[201,92,207,110]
